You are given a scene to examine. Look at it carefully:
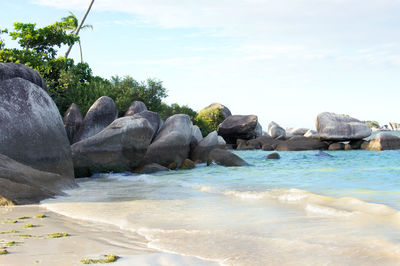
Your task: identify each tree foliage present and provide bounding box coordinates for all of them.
[195,106,225,136]
[0,16,211,136]
[365,120,380,129]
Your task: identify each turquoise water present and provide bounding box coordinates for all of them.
[42,149,400,265]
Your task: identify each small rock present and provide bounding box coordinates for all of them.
[134,163,169,174]
[266,152,280,159]
[328,143,345,150]
[207,149,249,167]
[180,159,195,170]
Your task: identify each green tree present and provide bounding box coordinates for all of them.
[109,76,168,116]
[0,20,79,90]
[62,12,93,63]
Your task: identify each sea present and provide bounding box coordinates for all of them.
[42,132,400,265]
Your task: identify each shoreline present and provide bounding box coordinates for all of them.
[0,205,217,266]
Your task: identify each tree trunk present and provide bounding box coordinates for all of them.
[78,40,83,63]
[65,0,95,59]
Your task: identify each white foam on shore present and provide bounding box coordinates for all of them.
[112,252,219,266]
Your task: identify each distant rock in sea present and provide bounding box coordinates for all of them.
[316,112,371,141]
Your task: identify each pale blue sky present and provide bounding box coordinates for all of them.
[1,0,400,129]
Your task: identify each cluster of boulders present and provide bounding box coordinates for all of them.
[68,100,249,178]
[1,62,400,205]
[234,112,400,152]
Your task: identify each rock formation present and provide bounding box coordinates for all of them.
[142,114,193,168]
[72,116,154,177]
[0,62,47,91]
[124,101,148,116]
[63,103,83,144]
[364,132,400,150]
[0,154,76,205]
[207,149,249,167]
[0,78,74,179]
[268,121,286,139]
[218,115,261,144]
[191,131,225,163]
[276,136,328,151]
[316,112,371,141]
[74,96,118,143]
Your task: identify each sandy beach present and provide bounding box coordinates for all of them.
[0,205,216,266]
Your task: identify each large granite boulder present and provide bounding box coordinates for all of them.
[217,115,260,144]
[125,101,148,116]
[0,78,74,179]
[316,112,371,141]
[0,154,76,206]
[63,103,83,144]
[276,136,328,151]
[0,62,47,91]
[364,133,400,150]
[191,125,203,147]
[72,116,154,177]
[142,114,193,168]
[133,111,163,141]
[191,131,225,163]
[207,149,249,167]
[268,121,286,139]
[74,96,118,143]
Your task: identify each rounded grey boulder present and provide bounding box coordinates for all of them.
[125,101,148,116]
[364,132,400,150]
[0,62,47,91]
[0,154,76,205]
[191,131,225,163]
[74,96,118,142]
[0,78,74,179]
[133,110,163,141]
[63,103,83,144]
[276,136,328,151]
[207,149,249,167]
[268,121,286,139]
[316,112,371,141]
[72,116,155,177]
[142,114,193,168]
[217,115,260,144]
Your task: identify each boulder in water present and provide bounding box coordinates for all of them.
[276,136,328,151]
[72,116,154,177]
[364,133,400,150]
[191,131,225,163]
[207,149,249,167]
[0,154,76,206]
[142,114,193,168]
[217,115,260,144]
[316,112,371,141]
[266,152,280,159]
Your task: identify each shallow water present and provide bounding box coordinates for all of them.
[42,149,400,265]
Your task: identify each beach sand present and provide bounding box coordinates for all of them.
[0,205,217,266]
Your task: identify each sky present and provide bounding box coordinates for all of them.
[1,0,400,130]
